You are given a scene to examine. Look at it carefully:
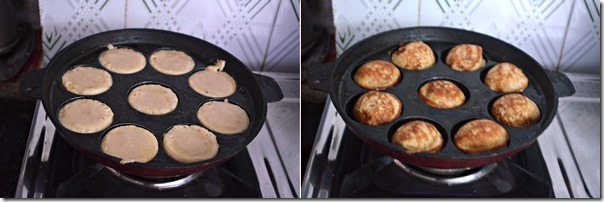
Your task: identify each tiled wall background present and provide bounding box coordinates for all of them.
[39,0,300,73]
[333,0,601,74]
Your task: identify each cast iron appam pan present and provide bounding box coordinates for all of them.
[308,27,574,169]
[20,29,283,177]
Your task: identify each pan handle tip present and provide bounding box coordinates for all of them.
[545,69,575,97]
[253,74,284,103]
[307,63,334,92]
[19,68,46,99]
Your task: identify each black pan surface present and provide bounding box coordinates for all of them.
[20,29,283,177]
[310,27,574,169]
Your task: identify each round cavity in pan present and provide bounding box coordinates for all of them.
[98,45,146,74]
[351,60,402,90]
[149,49,195,75]
[451,118,509,154]
[188,67,237,98]
[347,91,403,126]
[58,98,114,134]
[61,65,113,96]
[481,62,529,93]
[387,117,447,154]
[489,93,541,128]
[197,99,250,135]
[162,124,220,164]
[390,41,437,70]
[441,44,487,72]
[100,124,158,164]
[127,82,179,115]
[417,79,469,109]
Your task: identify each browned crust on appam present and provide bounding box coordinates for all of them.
[418,80,466,109]
[353,60,401,90]
[391,120,444,154]
[391,41,436,70]
[454,119,509,154]
[484,62,529,93]
[353,91,402,126]
[446,44,486,72]
[491,94,541,128]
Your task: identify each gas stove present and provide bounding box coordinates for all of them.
[320,127,552,197]
[302,73,600,198]
[20,127,261,197]
[15,72,300,198]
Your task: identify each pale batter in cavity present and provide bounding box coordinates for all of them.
[189,60,237,98]
[150,49,195,75]
[62,66,112,95]
[99,44,146,74]
[163,125,219,163]
[58,98,113,134]
[101,125,158,164]
[197,99,249,135]
[128,84,178,115]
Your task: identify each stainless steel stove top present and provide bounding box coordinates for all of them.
[15,71,300,198]
[302,72,600,198]
[537,73,600,198]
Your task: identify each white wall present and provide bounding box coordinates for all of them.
[332,0,600,74]
[39,0,300,73]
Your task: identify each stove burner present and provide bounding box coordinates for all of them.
[393,159,497,185]
[105,166,204,190]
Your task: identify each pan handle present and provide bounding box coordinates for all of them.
[253,74,284,103]
[545,69,575,97]
[19,68,46,99]
[307,63,334,92]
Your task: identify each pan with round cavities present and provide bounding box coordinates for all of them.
[20,29,283,177]
[308,27,575,169]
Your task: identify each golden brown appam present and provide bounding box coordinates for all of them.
[484,62,529,93]
[418,80,466,109]
[446,44,486,72]
[353,60,401,90]
[101,125,158,164]
[454,119,509,154]
[391,41,436,70]
[491,94,541,128]
[391,120,444,154]
[352,91,402,126]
